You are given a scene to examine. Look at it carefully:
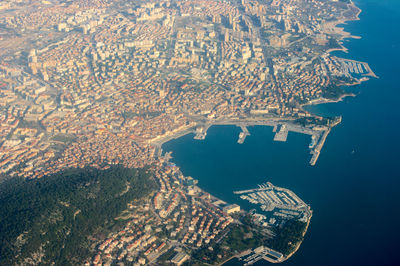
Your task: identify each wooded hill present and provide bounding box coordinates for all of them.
[0,166,157,265]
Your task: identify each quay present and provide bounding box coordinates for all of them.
[309,128,330,166]
[273,124,288,142]
[194,125,210,140]
[237,245,285,265]
[150,117,336,167]
[238,125,250,144]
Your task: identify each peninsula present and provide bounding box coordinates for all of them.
[233,182,312,264]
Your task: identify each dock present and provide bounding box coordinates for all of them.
[273,124,288,142]
[149,117,336,167]
[193,125,210,140]
[309,128,330,166]
[334,56,378,78]
[238,125,250,144]
[238,244,285,265]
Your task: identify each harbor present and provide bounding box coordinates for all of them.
[234,182,312,224]
[161,1,400,265]
[151,117,336,166]
[333,56,378,78]
[222,181,312,265]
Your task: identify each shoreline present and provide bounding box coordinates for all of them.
[322,0,363,55]
[151,116,332,166]
[157,2,360,264]
[283,212,313,262]
[302,93,356,108]
[219,249,252,266]
[219,214,313,265]
[150,116,289,148]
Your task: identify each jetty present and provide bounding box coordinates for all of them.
[194,125,210,140]
[309,128,330,166]
[150,117,336,166]
[273,124,288,142]
[238,125,250,144]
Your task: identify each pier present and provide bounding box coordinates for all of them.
[273,124,288,142]
[238,125,250,144]
[309,128,330,166]
[193,125,210,140]
[150,117,336,166]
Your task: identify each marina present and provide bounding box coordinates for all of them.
[333,56,378,78]
[225,181,312,265]
[234,182,312,225]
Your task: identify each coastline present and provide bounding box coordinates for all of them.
[219,249,252,266]
[302,93,356,108]
[283,212,313,262]
[351,0,363,22]
[157,1,400,265]
[157,2,361,264]
[152,0,368,154]
[322,0,363,55]
[153,115,334,167]
[219,214,313,265]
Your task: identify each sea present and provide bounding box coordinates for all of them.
[162,0,400,265]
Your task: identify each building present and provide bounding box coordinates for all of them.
[223,204,240,214]
[171,252,190,266]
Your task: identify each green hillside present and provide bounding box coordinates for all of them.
[0,166,156,265]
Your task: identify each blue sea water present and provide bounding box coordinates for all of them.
[163,0,400,265]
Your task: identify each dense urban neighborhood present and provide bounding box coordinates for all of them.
[0,0,375,264]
